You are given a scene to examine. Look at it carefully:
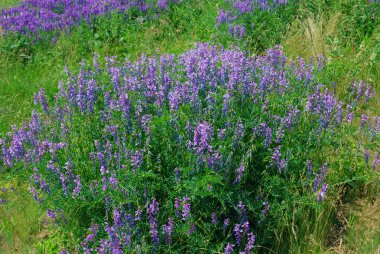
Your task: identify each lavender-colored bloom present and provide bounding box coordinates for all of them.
[130,150,143,173]
[233,224,242,245]
[147,198,159,245]
[72,175,81,198]
[265,127,272,147]
[142,114,153,134]
[113,208,122,228]
[119,93,131,127]
[135,208,142,221]
[272,146,282,172]
[346,105,354,123]
[223,218,230,229]
[211,212,218,225]
[364,150,370,164]
[148,198,159,216]
[190,121,214,155]
[228,25,234,36]
[84,224,100,243]
[181,196,191,221]
[244,232,256,253]
[37,89,49,114]
[158,0,168,9]
[218,128,226,140]
[109,173,118,189]
[336,101,343,125]
[59,173,68,197]
[223,92,231,114]
[307,160,312,175]
[279,159,286,173]
[234,163,245,183]
[237,201,246,217]
[162,218,174,245]
[224,243,234,254]
[29,187,41,202]
[233,122,244,146]
[360,114,369,129]
[47,209,57,221]
[242,221,250,235]
[174,197,181,217]
[169,89,181,111]
[312,163,328,192]
[102,176,108,192]
[317,183,328,203]
[364,84,372,102]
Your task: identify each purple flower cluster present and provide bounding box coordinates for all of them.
[350,80,375,104]
[215,0,289,38]
[174,196,191,221]
[272,146,286,173]
[306,84,344,131]
[230,219,255,253]
[147,198,160,245]
[0,0,179,37]
[310,162,329,202]
[162,218,174,245]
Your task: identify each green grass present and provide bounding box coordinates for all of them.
[0,0,18,9]
[0,178,45,253]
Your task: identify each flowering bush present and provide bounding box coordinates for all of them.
[0,43,378,252]
[0,0,179,37]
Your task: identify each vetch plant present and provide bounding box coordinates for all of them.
[0,43,378,253]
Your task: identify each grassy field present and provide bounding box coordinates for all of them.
[0,0,379,253]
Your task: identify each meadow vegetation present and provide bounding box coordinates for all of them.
[0,0,379,253]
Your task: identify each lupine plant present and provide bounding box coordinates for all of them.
[0,43,378,252]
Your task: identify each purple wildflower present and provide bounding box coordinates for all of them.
[360,114,369,129]
[211,212,218,225]
[317,183,328,203]
[147,198,160,245]
[346,105,353,123]
[224,243,234,254]
[223,218,230,229]
[244,232,256,253]
[113,208,122,228]
[234,163,245,183]
[190,121,214,155]
[174,197,181,217]
[73,175,81,198]
[233,224,242,245]
[162,218,174,245]
[182,196,191,221]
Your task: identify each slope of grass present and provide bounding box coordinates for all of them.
[0,179,45,253]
